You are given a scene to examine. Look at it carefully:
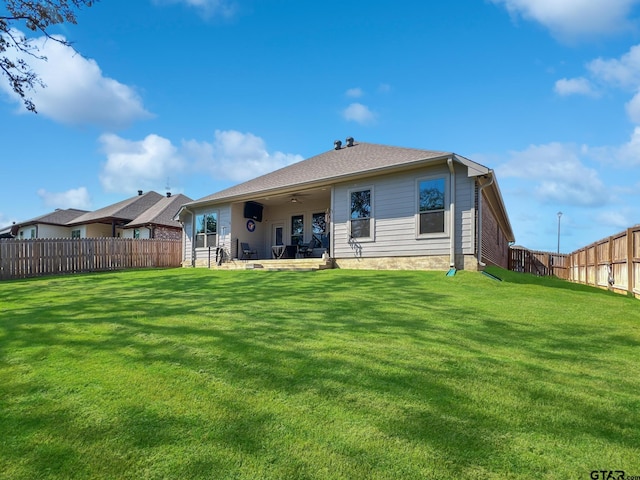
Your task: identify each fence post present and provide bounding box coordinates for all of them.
[627,227,634,296]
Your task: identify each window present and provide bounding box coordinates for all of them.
[71,230,81,239]
[30,229,36,238]
[350,189,371,238]
[312,212,329,249]
[195,212,217,248]
[418,177,446,235]
[133,229,140,239]
[291,215,303,246]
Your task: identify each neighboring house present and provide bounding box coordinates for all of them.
[121,193,193,240]
[5,208,89,239]
[176,139,514,271]
[2,191,192,240]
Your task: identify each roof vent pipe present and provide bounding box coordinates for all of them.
[334,140,342,150]
[166,192,172,198]
[138,190,143,196]
[346,137,354,147]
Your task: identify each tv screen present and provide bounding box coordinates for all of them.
[243,201,263,222]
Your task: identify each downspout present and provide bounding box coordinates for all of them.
[447,157,456,270]
[477,172,495,268]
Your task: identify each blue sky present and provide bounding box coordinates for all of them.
[2,0,640,253]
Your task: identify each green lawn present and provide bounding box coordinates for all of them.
[0,267,638,479]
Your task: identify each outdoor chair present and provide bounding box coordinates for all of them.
[240,242,258,260]
[297,242,313,258]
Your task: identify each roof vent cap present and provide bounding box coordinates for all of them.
[138,190,143,196]
[166,192,172,198]
[334,140,342,150]
[346,137,354,147]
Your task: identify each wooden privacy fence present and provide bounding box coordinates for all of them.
[509,247,570,279]
[0,238,182,280]
[568,226,640,298]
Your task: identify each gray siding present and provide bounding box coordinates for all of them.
[184,205,232,264]
[332,165,475,259]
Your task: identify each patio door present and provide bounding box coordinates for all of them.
[272,223,284,246]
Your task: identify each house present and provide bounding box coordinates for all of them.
[119,192,193,240]
[5,208,89,239]
[3,191,192,240]
[176,139,515,271]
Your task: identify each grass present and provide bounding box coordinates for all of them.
[0,267,638,479]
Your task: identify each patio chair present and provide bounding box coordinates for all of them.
[240,242,258,260]
[297,241,313,258]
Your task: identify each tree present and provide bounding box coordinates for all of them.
[0,0,95,113]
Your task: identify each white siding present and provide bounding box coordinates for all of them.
[332,165,476,259]
[36,224,72,238]
[189,204,231,265]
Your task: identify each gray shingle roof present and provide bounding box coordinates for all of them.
[125,193,193,228]
[68,191,164,225]
[6,208,89,228]
[187,141,452,205]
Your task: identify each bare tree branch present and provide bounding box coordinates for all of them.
[1,0,96,112]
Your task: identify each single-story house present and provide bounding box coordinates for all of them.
[3,191,192,240]
[176,139,515,271]
[5,208,89,239]
[66,191,193,239]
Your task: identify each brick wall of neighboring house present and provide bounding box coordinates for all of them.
[481,191,509,268]
[154,226,182,241]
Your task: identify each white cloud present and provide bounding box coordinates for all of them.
[588,126,640,166]
[345,87,364,98]
[152,0,237,18]
[554,77,597,96]
[587,44,640,89]
[342,103,376,125]
[99,134,186,194]
[626,91,640,123]
[183,130,303,183]
[0,29,151,128]
[555,44,640,123]
[491,0,640,39]
[497,142,609,206]
[594,210,633,229]
[37,187,92,210]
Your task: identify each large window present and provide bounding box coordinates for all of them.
[312,212,329,249]
[71,229,81,239]
[291,215,304,246]
[195,212,217,248]
[418,177,446,235]
[350,189,371,239]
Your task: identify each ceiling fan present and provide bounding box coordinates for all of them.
[288,193,309,204]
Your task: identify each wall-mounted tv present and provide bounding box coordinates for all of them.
[243,201,263,222]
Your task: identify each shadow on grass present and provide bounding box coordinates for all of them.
[485,265,630,299]
[0,268,638,478]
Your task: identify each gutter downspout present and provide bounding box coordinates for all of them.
[447,157,456,270]
[477,172,495,269]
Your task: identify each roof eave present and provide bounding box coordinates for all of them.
[186,153,458,208]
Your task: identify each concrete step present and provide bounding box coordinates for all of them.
[215,258,333,272]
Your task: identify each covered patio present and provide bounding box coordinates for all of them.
[226,186,331,261]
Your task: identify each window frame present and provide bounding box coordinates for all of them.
[348,186,374,242]
[194,211,218,249]
[415,175,449,239]
[290,214,304,246]
[312,211,329,249]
